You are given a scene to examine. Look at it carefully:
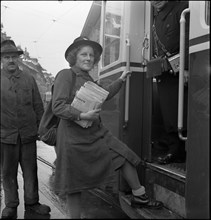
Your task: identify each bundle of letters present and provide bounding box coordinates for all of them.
[71,81,109,128]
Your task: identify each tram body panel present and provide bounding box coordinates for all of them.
[186,49,209,219]
[80,1,210,218]
[185,2,210,218]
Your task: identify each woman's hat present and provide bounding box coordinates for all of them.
[65,36,102,61]
[1,40,23,55]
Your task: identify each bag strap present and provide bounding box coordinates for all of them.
[50,69,76,126]
[51,68,76,96]
[152,19,171,57]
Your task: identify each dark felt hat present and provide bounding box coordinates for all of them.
[1,40,23,55]
[65,36,102,61]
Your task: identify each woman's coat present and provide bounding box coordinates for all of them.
[52,66,140,195]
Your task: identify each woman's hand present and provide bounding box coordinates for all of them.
[120,70,131,82]
[80,108,101,121]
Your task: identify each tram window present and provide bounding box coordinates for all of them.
[103,1,123,67]
[205,1,210,26]
[104,35,120,66]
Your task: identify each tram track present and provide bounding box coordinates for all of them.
[37,154,128,218]
[37,155,55,169]
[37,155,119,204]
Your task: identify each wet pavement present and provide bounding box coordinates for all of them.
[0,141,129,219]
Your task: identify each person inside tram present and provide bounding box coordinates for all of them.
[51,36,163,218]
[149,1,189,164]
[0,39,51,219]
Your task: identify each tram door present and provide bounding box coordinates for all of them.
[98,0,153,178]
[81,0,151,157]
[118,1,188,218]
[90,1,153,194]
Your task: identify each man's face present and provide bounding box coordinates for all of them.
[150,1,168,11]
[1,53,19,73]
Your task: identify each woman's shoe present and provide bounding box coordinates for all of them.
[131,194,163,209]
[131,193,149,205]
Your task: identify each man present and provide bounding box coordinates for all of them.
[0,40,51,219]
[150,1,189,164]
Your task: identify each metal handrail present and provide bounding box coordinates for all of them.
[123,38,131,128]
[178,8,190,141]
[98,0,106,76]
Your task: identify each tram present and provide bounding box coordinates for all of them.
[80,1,210,219]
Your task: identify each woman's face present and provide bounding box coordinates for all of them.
[75,46,95,71]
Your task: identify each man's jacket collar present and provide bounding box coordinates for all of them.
[2,68,21,79]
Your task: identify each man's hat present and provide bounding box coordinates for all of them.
[1,40,23,56]
[65,36,102,61]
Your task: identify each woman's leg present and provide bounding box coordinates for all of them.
[120,160,163,209]
[66,192,82,219]
[121,160,142,191]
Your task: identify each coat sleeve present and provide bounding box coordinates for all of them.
[101,78,124,100]
[52,69,81,120]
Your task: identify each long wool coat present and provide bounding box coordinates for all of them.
[52,66,140,195]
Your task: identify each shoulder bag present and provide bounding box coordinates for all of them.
[146,21,179,78]
[38,69,76,146]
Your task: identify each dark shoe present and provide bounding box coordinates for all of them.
[131,193,149,205]
[25,203,51,215]
[1,207,17,219]
[131,194,163,209]
[157,153,185,165]
[24,210,50,219]
[157,153,175,164]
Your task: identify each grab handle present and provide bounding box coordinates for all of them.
[123,38,131,128]
[178,8,190,141]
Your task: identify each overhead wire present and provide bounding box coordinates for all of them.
[1,1,93,74]
[1,2,86,44]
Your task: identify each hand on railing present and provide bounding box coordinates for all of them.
[120,70,132,82]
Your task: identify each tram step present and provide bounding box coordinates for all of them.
[119,192,182,219]
[144,163,186,218]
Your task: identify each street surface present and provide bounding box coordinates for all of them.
[0,141,129,219]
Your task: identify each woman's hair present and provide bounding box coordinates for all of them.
[66,44,101,67]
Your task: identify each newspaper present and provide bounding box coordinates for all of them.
[71,81,109,128]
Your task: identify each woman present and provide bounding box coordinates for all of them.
[52,36,162,218]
